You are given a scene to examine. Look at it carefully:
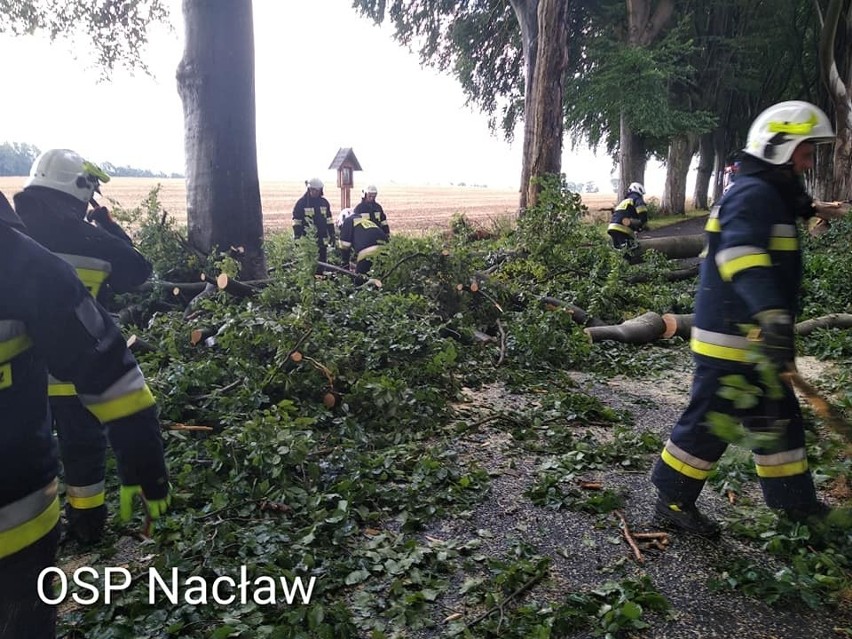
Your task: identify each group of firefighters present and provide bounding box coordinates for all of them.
[2,99,851,637]
[292,178,390,275]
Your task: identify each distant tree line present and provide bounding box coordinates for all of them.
[0,141,183,178]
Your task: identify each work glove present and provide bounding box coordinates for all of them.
[86,206,113,226]
[119,483,172,522]
[754,309,795,369]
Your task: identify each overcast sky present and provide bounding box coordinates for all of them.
[0,0,624,191]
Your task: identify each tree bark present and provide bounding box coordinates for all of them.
[618,0,674,194]
[693,132,715,210]
[636,234,706,259]
[510,0,539,213]
[584,311,666,344]
[661,134,696,215]
[618,113,647,196]
[523,0,570,208]
[510,0,571,211]
[176,0,267,280]
[818,0,852,201]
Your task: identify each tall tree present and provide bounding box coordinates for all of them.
[176,0,266,279]
[351,0,574,210]
[619,0,675,193]
[817,0,852,200]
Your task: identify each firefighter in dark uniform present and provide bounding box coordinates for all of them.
[650,101,839,536]
[353,184,390,237]
[292,177,335,268]
[0,191,169,639]
[337,207,388,275]
[607,182,647,256]
[14,149,153,545]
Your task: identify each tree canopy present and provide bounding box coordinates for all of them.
[0,0,170,72]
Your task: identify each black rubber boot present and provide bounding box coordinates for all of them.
[65,503,107,545]
[654,496,721,538]
[782,501,832,525]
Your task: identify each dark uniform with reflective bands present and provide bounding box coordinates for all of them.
[292,190,335,264]
[15,185,153,542]
[607,192,647,249]
[651,158,818,511]
[353,199,390,237]
[0,193,168,638]
[338,212,388,275]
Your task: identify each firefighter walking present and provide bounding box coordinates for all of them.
[651,101,840,536]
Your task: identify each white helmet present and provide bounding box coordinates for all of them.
[362,184,378,197]
[627,182,645,196]
[336,207,356,228]
[307,177,324,190]
[25,149,110,203]
[744,100,834,165]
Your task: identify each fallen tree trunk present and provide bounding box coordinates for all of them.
[636,234,705,260]
[662,312,852,340]
[627,263,700,284]
[662,313,694,339]
[540,296,606,327]
[584,311,666,344]
[794,313,852,336]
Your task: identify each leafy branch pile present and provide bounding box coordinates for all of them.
[60,179,851,638]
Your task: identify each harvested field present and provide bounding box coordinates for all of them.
[0,177,620,236]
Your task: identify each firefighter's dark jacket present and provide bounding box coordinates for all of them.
[692,156,814,368]
[292,191,334,244]
[14,186,152,299]
[607,193,647,238]
[338,213,388,264]
[353,199,390,236]
[0,193,167,559]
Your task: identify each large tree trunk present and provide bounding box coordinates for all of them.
[176,0,266,280]
[692,132,714,210]
[510,0,539,213]
[636,234,705,259]
[617,0,674,195]
[618,114,646,196]
[818,0,852,201]
[661,134,696,215]
[511,0,570,211]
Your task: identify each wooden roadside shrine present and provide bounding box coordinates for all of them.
[328,147,363,210]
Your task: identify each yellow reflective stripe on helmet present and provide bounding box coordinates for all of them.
[660,448,712,480]
[0,481,60,560]
[84,385,156,423]
[690,327,752,363]
[767,113,817,135]
[82,160,110,183]
[66,481,106,510]
[716,246,771,281]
